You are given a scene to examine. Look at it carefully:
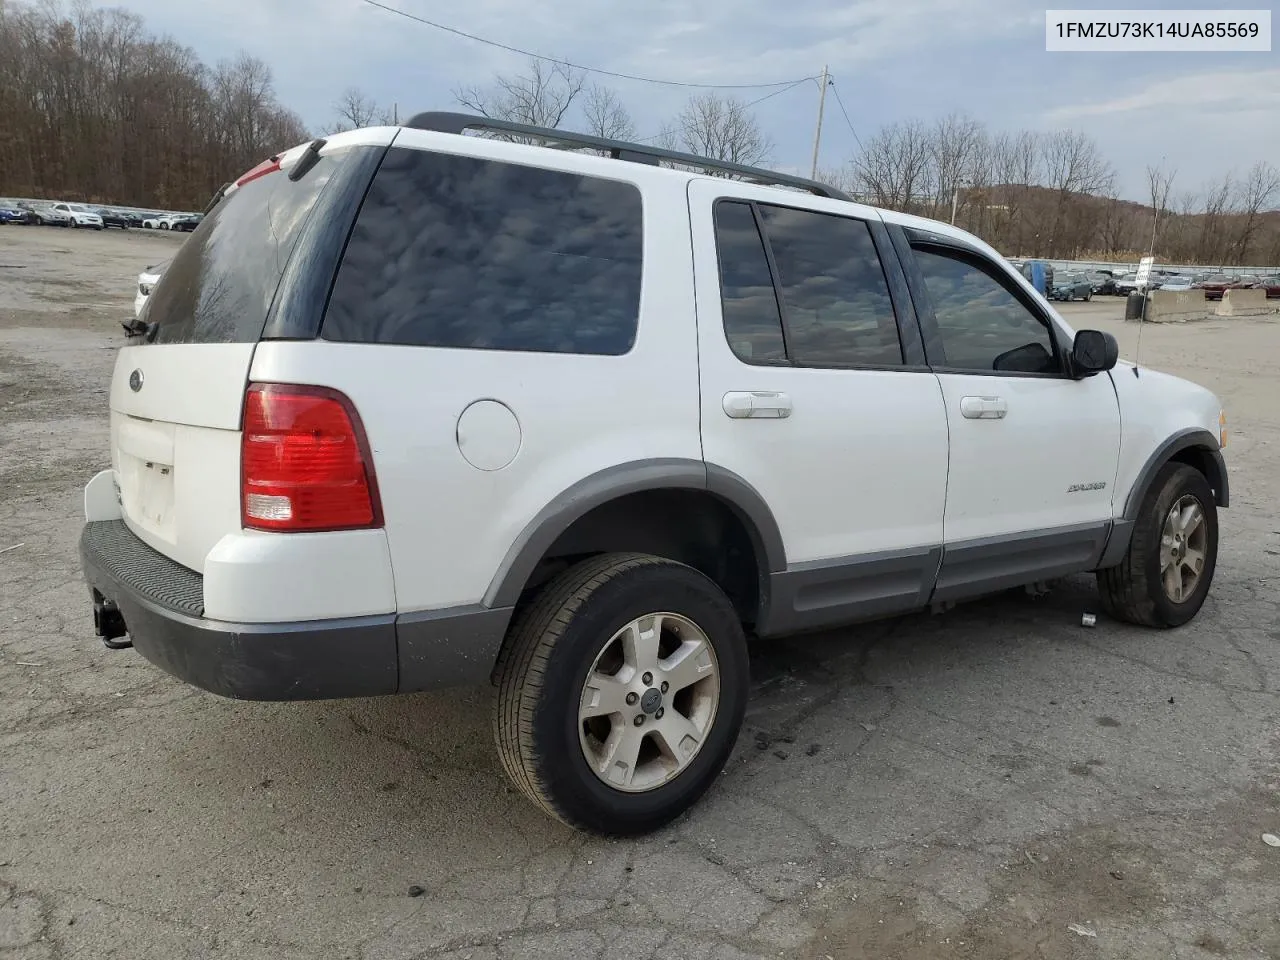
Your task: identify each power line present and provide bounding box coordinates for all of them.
[746,76,820,109]
[361,0,817,90]
[827,79,866,153]
[630,75,818,146]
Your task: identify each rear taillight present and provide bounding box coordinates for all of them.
[240,383,382,532]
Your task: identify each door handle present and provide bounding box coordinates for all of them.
[723,391,792,419]
[960,395,1007,419]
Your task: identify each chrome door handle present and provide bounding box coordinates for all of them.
[723,391,792,419]
[960,395,1007,419]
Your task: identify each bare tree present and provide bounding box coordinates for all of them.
[581,83,634,140]
[958,129,995,233]
[1197,175,1233,264]
[669,92,773,169]
[1097,190,1132,256]
[333,86,379,131]
[454,57,585,129]
[851,119,933,212]
[990,130,1042,253]
[1231,161,1280,264]
[1145,161,1177,253]
[929,112,983,219]
[1040,130,1114,256]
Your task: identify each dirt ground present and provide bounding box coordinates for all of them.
[2,224,1278,960]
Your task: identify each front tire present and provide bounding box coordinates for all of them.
[493,553,749,836]
[1096,462,1218,627]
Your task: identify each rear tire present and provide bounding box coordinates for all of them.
[1096,462,1218,627]
[493,552,749,836]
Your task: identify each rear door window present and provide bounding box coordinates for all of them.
[712,201,787,363]
[756,203,903,366]
[143,152,353,345]
[321,147,644,356]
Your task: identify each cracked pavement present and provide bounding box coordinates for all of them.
[2,227,1279,959]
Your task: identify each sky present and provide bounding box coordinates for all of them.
[121,0,1278,204]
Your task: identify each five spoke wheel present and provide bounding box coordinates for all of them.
[1159,494,1207,603]
[578,613,719,792]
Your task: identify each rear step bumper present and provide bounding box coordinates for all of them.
[77,520,510,701]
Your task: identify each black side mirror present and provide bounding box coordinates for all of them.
[993,340,1055,373]
[1071,329,1119,377]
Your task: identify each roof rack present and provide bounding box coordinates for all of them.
[402,111,851,201]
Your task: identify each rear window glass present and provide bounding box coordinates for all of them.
[321,147,644,355]
[144,153,348,345]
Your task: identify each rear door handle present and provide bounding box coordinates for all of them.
[960,395,1007,419]
[723,391,792,419]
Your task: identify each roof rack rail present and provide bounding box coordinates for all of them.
[402,111,852,201]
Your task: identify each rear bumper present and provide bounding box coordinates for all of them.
[78,520,511,701]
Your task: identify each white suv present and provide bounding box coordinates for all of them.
[78,113,1229,835]
[49,202,104,229]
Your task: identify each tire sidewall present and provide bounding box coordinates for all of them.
[530,562,748,833]
[1141,464,1219,626]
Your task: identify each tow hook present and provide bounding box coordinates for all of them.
[93,595,132,649]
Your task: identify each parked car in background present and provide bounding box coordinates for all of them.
[1088,272,1117,295]
[134,260,168,318]
[1248,276,1280,298]
[142,214,174,230]
[1155,275,1193,292]
[1049,272,1093,301]
[11,201,41,225]
[1114,272,1142,295]
[94,208,132,230]
[34,204,71,226]
[169,213,203,232]
[0,201,29,224]
[1193,275,1241,301]
[49,202,104,229]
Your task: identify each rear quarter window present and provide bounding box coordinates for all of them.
[321,147,644,356]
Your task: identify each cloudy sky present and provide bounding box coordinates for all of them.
[124,0,1277,202]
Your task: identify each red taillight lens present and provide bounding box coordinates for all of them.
[240,383,382,532]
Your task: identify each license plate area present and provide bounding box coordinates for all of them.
[115,417,178,542]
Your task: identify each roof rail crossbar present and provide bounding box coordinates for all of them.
[402,111,851,200]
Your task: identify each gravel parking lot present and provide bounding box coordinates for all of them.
[2,225,1278,960]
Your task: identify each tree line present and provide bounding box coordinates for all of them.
[826,117,1280,266]
[0,0,306,210]
[3,0,1277,266]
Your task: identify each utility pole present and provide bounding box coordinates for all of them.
[950,186,959,224]
[809,65,829,181]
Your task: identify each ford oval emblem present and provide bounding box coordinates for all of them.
[129,369,144,392]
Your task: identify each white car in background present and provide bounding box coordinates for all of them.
[134,260,167,318]
[50,202,104,229]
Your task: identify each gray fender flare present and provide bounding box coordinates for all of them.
[482,459,787,609]
[1097,428,1228,569]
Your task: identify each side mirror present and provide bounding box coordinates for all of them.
[1071,329,1119,377]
